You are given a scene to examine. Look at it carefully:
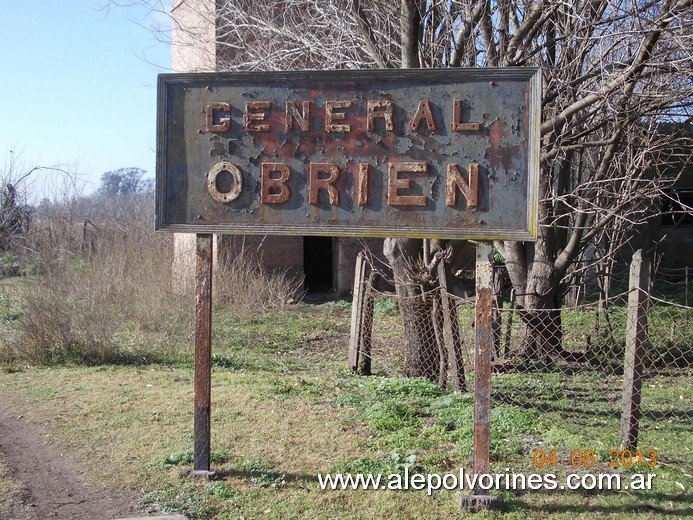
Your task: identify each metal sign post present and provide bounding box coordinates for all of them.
[465,241,495,508]
[193,234,213,474]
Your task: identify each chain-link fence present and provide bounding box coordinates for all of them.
[349,254,692,474]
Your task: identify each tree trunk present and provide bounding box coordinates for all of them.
[383,237,441,381]
[517,297,563,363]
[500,237,568,363]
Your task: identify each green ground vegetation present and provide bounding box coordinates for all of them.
[0,273,690,519]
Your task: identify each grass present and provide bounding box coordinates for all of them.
[0,296,691,519]
[0,454,26,518]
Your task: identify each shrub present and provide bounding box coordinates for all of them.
[1,191,308,365]
[374,296,399,317]
[1,194,193,365]
[213,251,304,318]
[0,252,20,277]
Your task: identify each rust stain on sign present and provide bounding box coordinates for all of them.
[156,68,540,240]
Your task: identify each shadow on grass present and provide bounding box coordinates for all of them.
[491,390,621,419]
[70,350,187,367]
[513,489,692,516]
[182,467,320,485]
[643,409,693,421]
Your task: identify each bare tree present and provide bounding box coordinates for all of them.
[129,0,692,370]
[1,151,81,263]
[1,153,32,253]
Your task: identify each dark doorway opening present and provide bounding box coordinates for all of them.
[303,236,333,292]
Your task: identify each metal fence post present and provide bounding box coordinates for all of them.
[194,234,213,473]
[620,249,649,449]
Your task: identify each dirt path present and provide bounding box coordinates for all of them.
[0,396,145,520]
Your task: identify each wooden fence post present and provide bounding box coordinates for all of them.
[437,261,466,392]
[360,271,375,375]
[503,288,516,357]
[348,252,371,373]
[620,249,649,449]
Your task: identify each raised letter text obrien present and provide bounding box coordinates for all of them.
[446,163,479,208]
[309,163,340,205]
[388,162,427,206]
[325,100,352,133]
[261,162,291,204]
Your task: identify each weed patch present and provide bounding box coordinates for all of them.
[141,482,217,519]
[212,252,304,318]
[160,450,230,467]
[262,375,324,400]
[0,211,192,366]
[374,296,399,317]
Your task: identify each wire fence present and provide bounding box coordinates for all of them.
[360,291,683,377]
[350,256,692,473]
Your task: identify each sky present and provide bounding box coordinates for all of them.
[0,1,171,198]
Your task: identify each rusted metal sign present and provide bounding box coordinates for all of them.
[156,68,540,240]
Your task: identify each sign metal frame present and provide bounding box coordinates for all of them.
[156,68,541,241]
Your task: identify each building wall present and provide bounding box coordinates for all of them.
[171,0,216,72]
[217,235,385,296]
[335,238,385,295]
[218,235,304,280]
[626,167,693,271]
[171,0,217,293]
[657,167,693,269]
